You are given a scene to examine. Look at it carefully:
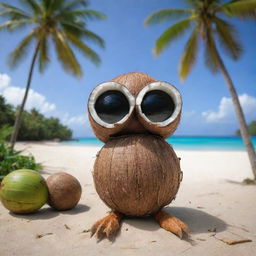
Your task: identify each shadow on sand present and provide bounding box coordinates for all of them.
[126,206,227,234]
[9,204,90,220]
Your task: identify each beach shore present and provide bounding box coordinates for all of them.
[0,142,256,256]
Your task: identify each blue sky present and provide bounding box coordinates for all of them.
[0,0,256,137]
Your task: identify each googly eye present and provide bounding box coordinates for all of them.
[141,90,175,123]
[88,82,135,141]
[136,81,182,137]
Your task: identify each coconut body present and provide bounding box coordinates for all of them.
[0,169,48,213]
[93,134,182,216]
[46,172,82,211]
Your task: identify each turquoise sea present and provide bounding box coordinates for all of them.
[63,136,256,151]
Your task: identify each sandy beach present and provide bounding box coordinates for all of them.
[0,142,256,256]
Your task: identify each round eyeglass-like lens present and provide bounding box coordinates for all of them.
[95,90,130,124]
[141,90,175,122]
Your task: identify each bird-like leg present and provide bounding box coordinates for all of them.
[91,211,122,240]
[154,210,189,239]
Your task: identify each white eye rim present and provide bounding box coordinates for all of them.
[136,81,182,127]
[88,81,135,128]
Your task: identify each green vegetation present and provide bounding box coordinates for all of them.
[0,126,41,181]
[145,0,256,180]
[0,0,106,148]
[0,95,72,141]
[0,143,42,181]
[19,109,72,141]
[236,121,256,136]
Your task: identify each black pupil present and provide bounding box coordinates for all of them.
[95,90,129,124]
[141,90,175,122]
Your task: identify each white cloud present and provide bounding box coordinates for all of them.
[202,94,256,123]
[0,73,56,114]
[61,113,86,126]
[0,73,11,90]
[0,73,88,137]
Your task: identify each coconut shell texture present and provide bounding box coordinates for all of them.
[88,72,155,142]
[46,172,82,211]
[88,72,181,142]
[112,72,156,96]
[136,109,182,139]
[93,134,182,216]
[88,113,133,143]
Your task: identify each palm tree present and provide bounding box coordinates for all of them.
[145,0,256,180]
[0,0,106,149]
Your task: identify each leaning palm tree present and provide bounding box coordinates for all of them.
[145,0,256,180]
[0,0,106,149]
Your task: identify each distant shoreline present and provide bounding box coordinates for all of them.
[59,136,256,151]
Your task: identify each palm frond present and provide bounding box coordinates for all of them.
[38,37,50,72]
[154,18,194,56]
[60,21,105,48]
[61,0,88,12]
[145,8,193,26]
[20,0,42,15]
[218,0,256,18]
[41,0,52,10]
[1,0,104,78]
[213,17,242,60]
[0,19,34,32]
[204,30,220,73]
[66,32,101,66]
[8,30,36,68]
[179,26,199,81]
[57,9,106,20]
[0,3,31,19]
[52,30,82,77]
[43,0,67,14]
[206,0,222,4]
[184,0,203,8]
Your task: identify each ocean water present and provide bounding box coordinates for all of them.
[63,136,256,151]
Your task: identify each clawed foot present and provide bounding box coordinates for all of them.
[154,210,189,239]
[91,211,122,240]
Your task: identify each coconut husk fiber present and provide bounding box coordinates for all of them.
[88,72,155,142]
[88,72,182,141]
[93,134,182,216]
[136,110,182,139]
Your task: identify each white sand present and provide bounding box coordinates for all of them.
[0,142,256,256]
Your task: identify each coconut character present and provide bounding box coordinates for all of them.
[87,72,188,239]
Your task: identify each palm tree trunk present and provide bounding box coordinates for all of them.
[213,46,256,180]
[10,42,40,150]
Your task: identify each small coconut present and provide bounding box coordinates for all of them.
[0,169,48,214]
[93,134,182,216]
[46,172,82,211]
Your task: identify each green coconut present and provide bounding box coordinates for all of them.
[0,169,48,213]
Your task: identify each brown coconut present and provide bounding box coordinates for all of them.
[136,108,182,139]
[112,72,156,96]
[135,80,182,138]
[88,72,156,142]
[88,113,134,143]
[87,80,136,143]
[88,72,182,141]
[46,172,82,211]
[93,134,182,216]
